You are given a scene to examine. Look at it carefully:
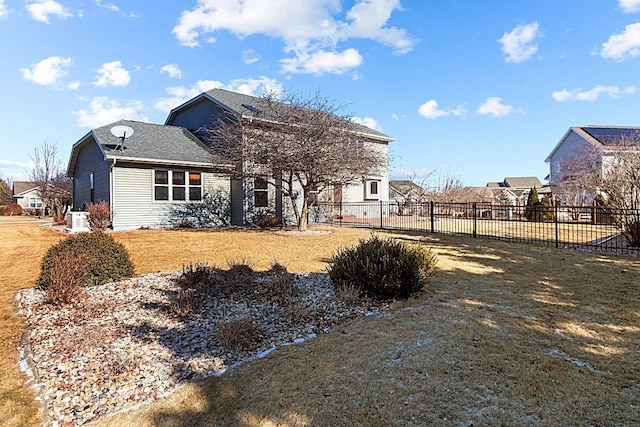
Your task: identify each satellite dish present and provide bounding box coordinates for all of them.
[110,125,134,139]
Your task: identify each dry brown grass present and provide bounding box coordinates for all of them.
[2,223,639,426]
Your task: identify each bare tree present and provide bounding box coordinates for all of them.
[204,91,386,232]
[29,141,72,220]
[555,130,640,246]
[595,131,640,246]
[552,144,601,207]
[421,169,466,202]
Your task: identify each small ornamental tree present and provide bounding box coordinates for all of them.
[204,90,386,232]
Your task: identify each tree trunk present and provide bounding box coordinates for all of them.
[297,197,309,232]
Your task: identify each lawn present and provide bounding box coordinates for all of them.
[1,219,639,426]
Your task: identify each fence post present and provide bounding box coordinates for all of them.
[472,202,477,238]
[380,200,383,229]
[554,201,559,248]
[430,201,435,233]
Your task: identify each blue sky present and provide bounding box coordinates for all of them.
[1,0,639,186]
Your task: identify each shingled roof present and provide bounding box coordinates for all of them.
[167,88,394,142]
[68,120,214,175]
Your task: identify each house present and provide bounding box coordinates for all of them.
[484,176,549,205]
[67,89,393,231]
[11,181,43,213]
[545,126,640,204]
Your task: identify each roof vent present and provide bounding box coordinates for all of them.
[242,103,259,112]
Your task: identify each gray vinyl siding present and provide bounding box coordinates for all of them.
[168,98,227,132]
[72,138,110,210]
[111,164,230,231]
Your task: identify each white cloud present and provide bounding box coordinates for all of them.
[0,0,13,19]
[352,116,382,132]
[67,81,81,90]
[20,56,73,85]
[477,97,514,117]
[93,61,131,87]
[619,0,640,13]
[26,0,73,23]
[160,63,183,79]
[498,22,540,63]
[601,22,640,61]
[418,99,465,120]
[0,159,33,169]
[73,97,147,128]
[390,167,435,180]
[172,0,415,75]
[94,0,119,12]
[226,76,284,96]
[552,85,636,102]
[281,48,363,75]
[153,77,284,113]
[243,49,260,64]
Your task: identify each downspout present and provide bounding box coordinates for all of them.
[109,158,116,227]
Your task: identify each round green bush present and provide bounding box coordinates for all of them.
[37,231,135,289]
[327,235,436,300]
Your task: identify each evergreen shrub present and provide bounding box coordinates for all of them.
[37,231,134,289]
[327,235,437,300]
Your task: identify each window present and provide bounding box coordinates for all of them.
[254,177,268,208]
[154,170,202,202]
[172,171,185,201]
[365,180,381,200]
[154,170,169,201]
[29,197,43,208]
[189,172,202,201]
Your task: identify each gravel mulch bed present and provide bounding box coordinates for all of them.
[16,270,385,426]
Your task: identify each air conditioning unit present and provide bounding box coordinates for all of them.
[67,211,90,231]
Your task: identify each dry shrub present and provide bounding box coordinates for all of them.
[217,317,262,350]
[255,210,281,228]
[222,258,256,290]
[328,235,437,300]
[167,288,199,318]
[37,231,134,289]
[334,282,363,306]
[268,260,288,275]
[4,203,23,216]
[44,252,89,305]
[179,261,217,292]
[87,201,111,230]
[263,272,297,306]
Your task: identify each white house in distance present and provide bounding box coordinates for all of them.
[67,89,393,231]
[11,181,43,213]
[545,125,640,203]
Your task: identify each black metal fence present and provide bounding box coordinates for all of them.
[308,201,639,256]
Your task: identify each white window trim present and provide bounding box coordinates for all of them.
[29,196,43,208]
[364,179,381,201]
[153,169,202,202]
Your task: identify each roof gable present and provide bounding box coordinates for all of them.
[167,88,394,142]
[68,120,214,176]
[12,181,38,196]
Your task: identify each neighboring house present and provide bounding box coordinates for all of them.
[545,126,640,204]
[68,89,393,231]
[11,181,44,212]
[483,176,549,205]
[389,180,426,203]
